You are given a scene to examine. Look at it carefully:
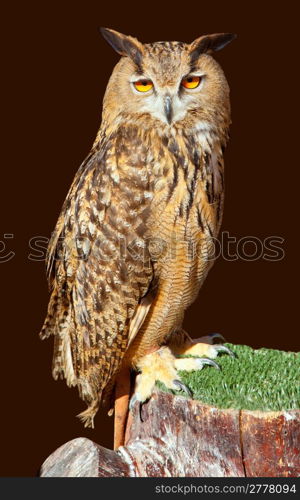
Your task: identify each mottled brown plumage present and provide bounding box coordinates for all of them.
[40,29,235,433]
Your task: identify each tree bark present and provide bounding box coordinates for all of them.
[40,390,300,477]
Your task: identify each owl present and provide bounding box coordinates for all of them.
[40,28,236,449]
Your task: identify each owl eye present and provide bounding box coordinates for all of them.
[181,76,201,89]
[133,79,153,92]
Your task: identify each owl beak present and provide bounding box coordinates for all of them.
[164,95,173,124]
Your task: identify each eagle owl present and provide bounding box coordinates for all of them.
[40,28,236,448]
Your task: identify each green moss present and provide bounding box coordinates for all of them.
[158,343,300,412]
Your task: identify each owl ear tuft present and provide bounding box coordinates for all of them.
[100,27,143,68]
[189,33,236,63]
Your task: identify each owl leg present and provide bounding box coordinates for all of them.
[114,366,131,450]
[169,330,236,360]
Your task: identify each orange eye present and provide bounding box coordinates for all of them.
[181,76,201,89]
[134,79,153,92]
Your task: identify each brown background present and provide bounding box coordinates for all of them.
[1,1,298,476]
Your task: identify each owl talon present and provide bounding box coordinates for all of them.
[173,379,193,397]
[129,393,147,422]
[212,344,236,358]
[196,357,221,370]
[208,333,226,343]
[139,402,145,422]
[129,393,138,412]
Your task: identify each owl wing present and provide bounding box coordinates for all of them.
[40,132,155,425]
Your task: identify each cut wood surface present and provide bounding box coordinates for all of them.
[40,390,300,477]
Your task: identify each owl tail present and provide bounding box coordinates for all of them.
[39,290,59,340]
[40,290,77,388]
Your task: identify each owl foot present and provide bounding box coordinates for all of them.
[130,346,180,409]
[129,345,220,412]
[172,331,236,360]
[77,400,99,429]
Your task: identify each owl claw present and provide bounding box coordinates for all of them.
[129,394,146,422]
[197,357,221,370]
[208,333,226,343]
[138,401,144,422]
[173,379,193,397]
[212,344,236,358]
[129,393,137,412]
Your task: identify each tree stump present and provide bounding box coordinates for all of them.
[40,390,300,477]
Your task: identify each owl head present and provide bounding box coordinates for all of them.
[100,28,236,129]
